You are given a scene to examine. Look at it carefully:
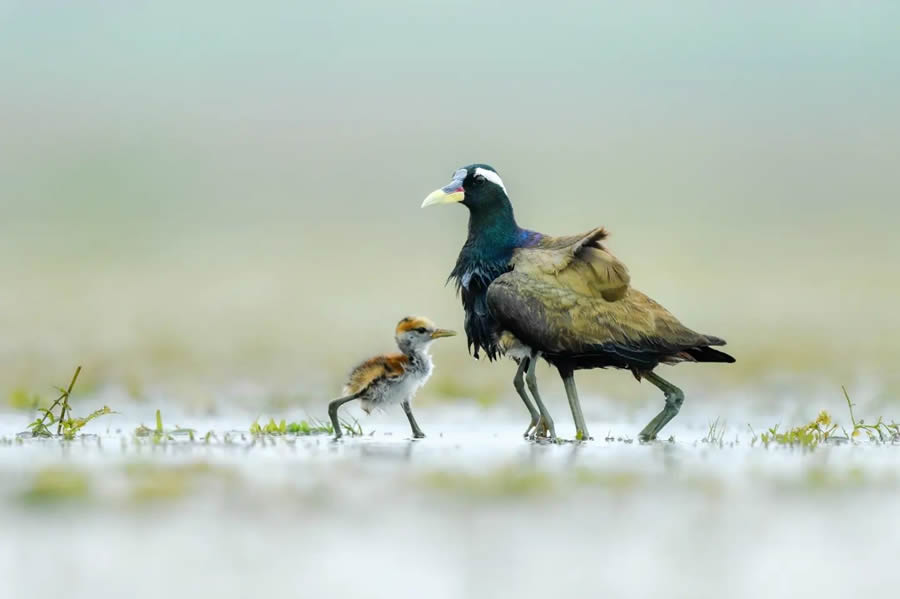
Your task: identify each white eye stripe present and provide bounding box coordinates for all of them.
[473,167,507,195]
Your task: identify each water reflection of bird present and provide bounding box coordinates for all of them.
[328,317,456,439]
[423,164,734,442]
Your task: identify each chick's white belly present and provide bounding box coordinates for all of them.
[384,375,426,404]
[360,372,429,412]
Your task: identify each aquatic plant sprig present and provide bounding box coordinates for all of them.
[749,387,899,448]
[842,386,900,442]
[26,366,82,437]
[55,365,81,435]
[702,418,727,446]
[25,367,114,440]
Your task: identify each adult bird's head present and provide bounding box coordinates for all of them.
[421,164,521,251]
[421,164,510,213]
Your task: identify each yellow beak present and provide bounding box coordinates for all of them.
[421,189,465,208]
[430,328,457,339]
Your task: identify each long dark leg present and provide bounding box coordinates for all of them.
[638,371,685,441]
[514,358,541,437]
[401,400,426,439]
[559,369,591,441]
[328,393,361,439]
[526,351,556,440]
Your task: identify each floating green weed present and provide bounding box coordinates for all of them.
[760,411,837,448]
[249,416,362,437]
[58,406,114,440]
[134,409,196,443]
[24,367,114,440]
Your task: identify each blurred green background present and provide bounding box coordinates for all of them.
[1,1,898,402]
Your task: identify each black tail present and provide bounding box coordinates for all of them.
[685,346,736,363]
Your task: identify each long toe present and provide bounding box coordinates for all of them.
[537,421,554,440]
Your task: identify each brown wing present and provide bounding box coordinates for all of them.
[343,353,409,395]
[486,271,728,369]
[510,228,630,301]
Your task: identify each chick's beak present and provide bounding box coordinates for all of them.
[430,328,457,339]
[421,168,467,208]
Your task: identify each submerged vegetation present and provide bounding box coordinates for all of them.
[125,462,237,503]
[20,467,92,506]
[17,463,237,507]
[422,466,555,498]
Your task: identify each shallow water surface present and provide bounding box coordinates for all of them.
[2,401,899,599]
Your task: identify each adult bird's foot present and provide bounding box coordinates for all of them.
[523,417,540,438]
[412,432,426,439]
[530,418,557,442]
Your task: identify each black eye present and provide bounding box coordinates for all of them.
[415,327,428,334]
[473,174,485,185]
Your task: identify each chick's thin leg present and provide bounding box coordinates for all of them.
[328,392,361,439]
[638,371,685,441]
[560,369,591,441]
[402,400,426,439]
[526,351,556,441]
[514,358,541,437]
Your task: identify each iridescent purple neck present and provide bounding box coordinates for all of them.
[516,228,544,248]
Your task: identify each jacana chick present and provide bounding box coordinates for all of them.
[328,317,456,439]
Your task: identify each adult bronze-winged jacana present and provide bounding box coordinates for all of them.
[328,317,456,439]
[422,164,734,442]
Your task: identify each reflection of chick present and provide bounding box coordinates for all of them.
[328,317,456,439]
